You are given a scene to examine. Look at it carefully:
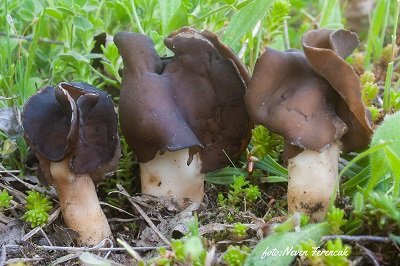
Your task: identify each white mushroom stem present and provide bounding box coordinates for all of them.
[49,159,112,246]
[287,142,340,221]
[140,148,204,207]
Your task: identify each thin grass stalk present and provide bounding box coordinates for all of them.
[364,0,391,69]
[392,171,400,199]
[22,11,45,105]
[283,19,290,50]
[319,0,337,27]
[376,0,391,60]
[383,62,394,112]
[382,0,400,112]
[122,0,144,36]
[385,146,400,198]
[193,4,233,24]
[390,0,400,60]
[130,0,144,34]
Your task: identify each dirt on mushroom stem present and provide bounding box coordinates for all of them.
[140,148,205,207]
[287,142,341,221]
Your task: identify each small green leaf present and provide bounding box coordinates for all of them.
[167,3,188,33]
[338,141,390,195]
[75,0,88,7]
[57,6,75,16]
[389,233,400,245]
[59,51,90,63]
[384,146,400,197]
[319,0,343,29]
[342,218,363,235]
[260,175,288,183]
[326,207,347,234]
[251,125,283,160]
[45,7,63,20]
[224,0,236,4]
[22,191,52,228]
[369,112,400,194]
[73,16,93,31]
[184,236,204,259]
[0,189,13,209]
[352,192,364,214]
[205,167,246,185]
[160,0,182,36]
[1,139,17,156]
[273,213,301,233]
[223,246,250,266]
[255,156,288,178]
[223,0,273,47]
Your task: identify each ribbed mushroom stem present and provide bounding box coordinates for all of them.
[49,159,112,246]
[287,142,340,221]
[140,148,204,206]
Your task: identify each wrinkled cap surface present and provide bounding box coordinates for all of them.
[22,82,120,183]
[115,27,251,172]
[245,29,373,159]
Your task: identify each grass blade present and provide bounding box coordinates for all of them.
[319,0,343,29]
[159,0,181,36]
[342,166,371,195]
[384,147,400,198]
[383,62,394,112]
[205,167,247,185]
[20,10,46,105]
[255,155,288,177]
[223,0,273,47]
[364,0,391,69]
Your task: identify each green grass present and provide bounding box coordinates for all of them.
[364,0,392,69]
[319,0,342,29]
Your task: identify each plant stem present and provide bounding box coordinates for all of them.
[391,0,400,61]
[252,21,263,73]
[22,11,45,105]
[95,0,106,20]
[130,0,144,34]
[383,62,394,112]
[89,65,119,86]
[0,32,64,45]
[283,19,290,50]
[381,0,400,113]
[364,0,391,69]
[69,23,74,51]
[376,0,391,61]
[193,4,234,24]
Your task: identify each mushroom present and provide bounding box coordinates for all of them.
[22,82,120,245]
[114,27,251,205]
[245,29,373,221]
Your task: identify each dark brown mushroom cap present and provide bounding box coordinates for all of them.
[22,82,120,183]
[245,29,372,158]
[115,28,251,172]
[23,85,77,162]
[172,27,251,85]
[302,29,373,153]
[114,32,204,163]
